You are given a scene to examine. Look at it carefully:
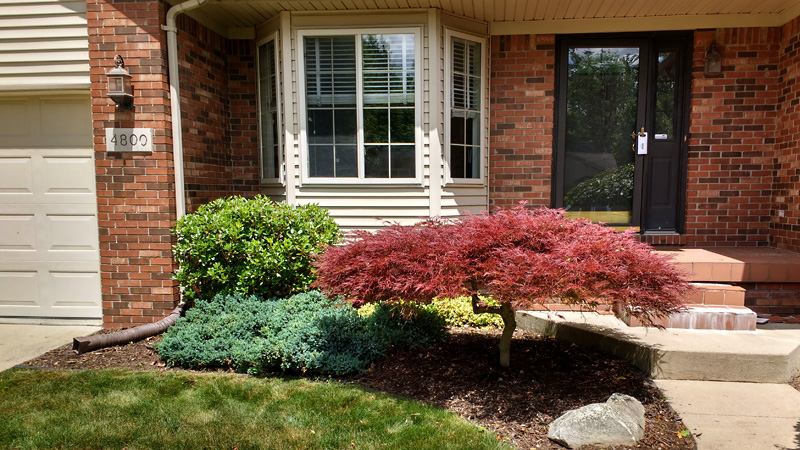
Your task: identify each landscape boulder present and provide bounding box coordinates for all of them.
[547,393,646,448]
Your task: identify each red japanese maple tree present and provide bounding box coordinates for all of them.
[314,206,689,367]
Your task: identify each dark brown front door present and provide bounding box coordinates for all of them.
[554,34,690,233]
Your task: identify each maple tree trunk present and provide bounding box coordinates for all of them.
[497,302,516,368]
[472,294,516,368]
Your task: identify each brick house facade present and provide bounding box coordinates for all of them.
[80,0,800,327]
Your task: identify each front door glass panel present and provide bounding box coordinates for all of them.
[562,47,639,226]
[654,51,678,139]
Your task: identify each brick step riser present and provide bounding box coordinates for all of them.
[617,282,757,331]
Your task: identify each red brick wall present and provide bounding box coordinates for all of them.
[177,16,259,212]
[773,16,800,253]
[686,28,780,247]
[89,2,260,327]
[488,30,788,251]
[488,34,555,209]
[227,39,260,195]
[177,16,233,212]
[744,282,800,316]
[88,0,179,328]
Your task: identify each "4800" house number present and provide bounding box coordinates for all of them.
[105,128,153,153]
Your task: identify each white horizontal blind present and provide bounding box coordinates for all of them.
[362,34,415,106]
[304,36,358,178]
[303,32,418,180]
[451,37,480,112]
[449,37,481,179]
[305,36,357,107]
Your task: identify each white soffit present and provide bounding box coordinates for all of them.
[173,0,800,34]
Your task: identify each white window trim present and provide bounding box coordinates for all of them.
[256,32,284,185]
[296,27,424,186]
[444,29,487,186]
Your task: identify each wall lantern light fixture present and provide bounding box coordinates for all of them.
[705,41,723,76]
[106,55,133,110]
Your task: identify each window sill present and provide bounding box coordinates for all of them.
[444,179,485,188]
[299,178,425,189]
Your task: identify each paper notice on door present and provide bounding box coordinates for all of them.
[637,132,648,154]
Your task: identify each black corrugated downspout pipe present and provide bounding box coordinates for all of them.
[72,0,214,355]
[72,303,185,354]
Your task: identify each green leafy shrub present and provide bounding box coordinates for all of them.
[429,297,504,328]
[359,298,502,329]
[156,291,445,375]
[564,163,634,210]
[173,196,339,301]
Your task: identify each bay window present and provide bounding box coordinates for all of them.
[301,30,419,181]
[447,34,483,181]
[258,36,281,182]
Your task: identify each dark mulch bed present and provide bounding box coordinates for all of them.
[25,327,696,450]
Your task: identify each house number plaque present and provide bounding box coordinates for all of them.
[106,128,153,153]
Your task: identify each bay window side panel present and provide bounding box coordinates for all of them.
[440,16,489,218]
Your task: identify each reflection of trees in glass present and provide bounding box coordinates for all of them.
[361,34,416,178]
[564,163,634,210]
[303,33,416,179]
[565,49,639,168]
[655,51,677,137]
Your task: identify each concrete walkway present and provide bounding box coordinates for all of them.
[0,324,101,372]
[656,380,800,450]
[517,311,800,450]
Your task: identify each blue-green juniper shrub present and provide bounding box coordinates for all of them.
[156,291,446,375]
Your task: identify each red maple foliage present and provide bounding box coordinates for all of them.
[314,206,690,366]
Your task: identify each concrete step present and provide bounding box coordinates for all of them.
[617,282,757,331]
[687,283,745,306]
[618,304,756,331]
[516,310,800,383]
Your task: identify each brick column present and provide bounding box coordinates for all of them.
[488,34,556,209]
[88,0,179,328]
[773,16,800,253]
[686,28,780,247]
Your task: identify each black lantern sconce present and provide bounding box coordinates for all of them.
[705,41,723,76]
[106,55,133,110]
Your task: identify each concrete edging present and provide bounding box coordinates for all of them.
[516,311,800,383]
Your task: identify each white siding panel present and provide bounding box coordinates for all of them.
[297,186,432,230]
[440,16,489,214]
[441,186,488,217]
[259,185,287,202]
[0,0,89,90]
[3,50,88,64]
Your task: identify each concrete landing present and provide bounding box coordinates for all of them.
[0,324,101,372]
[516,311,800,383]
[517,311,800,449]
[656,247,800,283]
[656,380,800,450]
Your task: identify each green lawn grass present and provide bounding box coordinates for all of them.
[0,368,513,450]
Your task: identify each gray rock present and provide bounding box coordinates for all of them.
[546,393,646,448]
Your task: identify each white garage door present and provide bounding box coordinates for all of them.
[0,94,101,320]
